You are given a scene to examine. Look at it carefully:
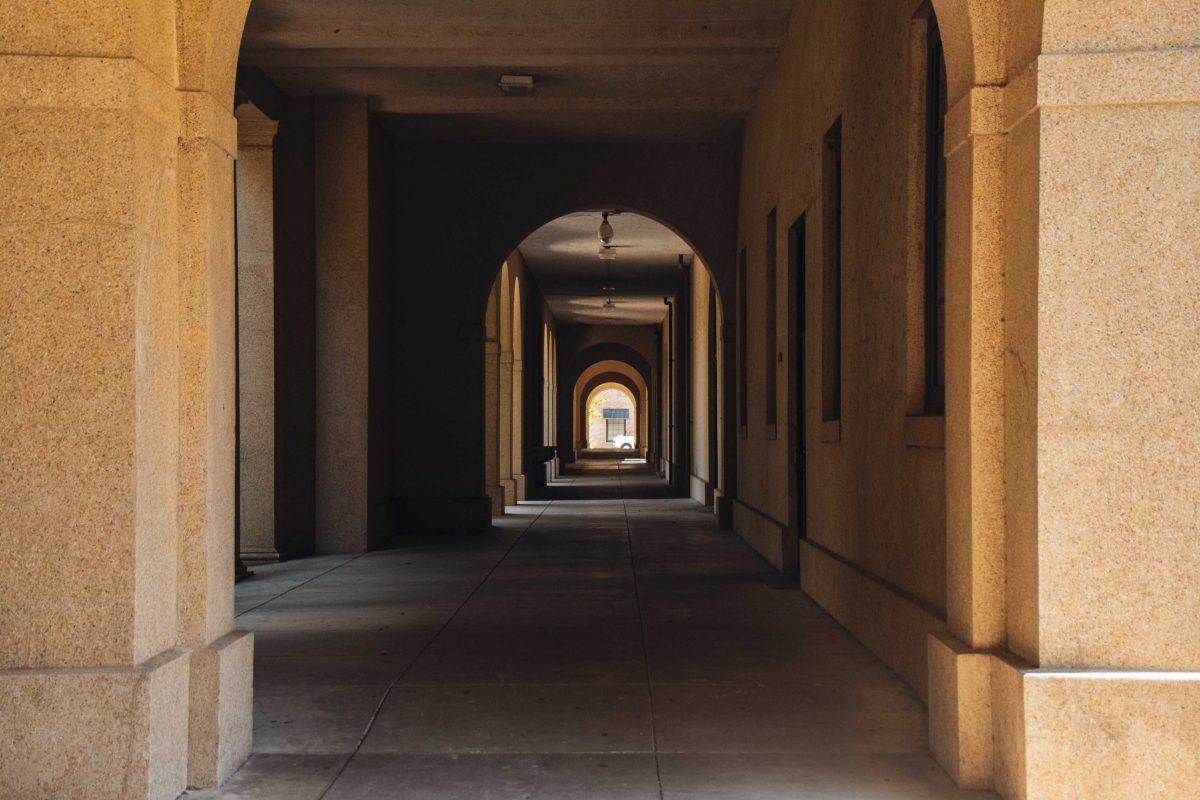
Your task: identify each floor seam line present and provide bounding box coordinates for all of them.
[235,554,368,618]
[618,463,666,800]
[312,485,564,799]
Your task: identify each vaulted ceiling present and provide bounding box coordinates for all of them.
[519,211,692,325]
[238,0,796,142]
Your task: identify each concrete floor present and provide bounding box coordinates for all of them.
[186,463,995,799]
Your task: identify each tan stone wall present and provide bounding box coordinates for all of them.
[735,0,949,631]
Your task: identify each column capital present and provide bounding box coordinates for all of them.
[235,102,279,149]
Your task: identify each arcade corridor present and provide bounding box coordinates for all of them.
[5,1,1196,797]
[186,464,991,800]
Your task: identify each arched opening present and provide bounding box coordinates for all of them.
[11,2,1195,799]
[481,208,726,505]
[570,356,652,464]
[584,383,638,451]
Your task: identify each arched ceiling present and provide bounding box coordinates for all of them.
[238,0,797,142]
[520,211,692,325]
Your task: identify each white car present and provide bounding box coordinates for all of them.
[612,435,636,449]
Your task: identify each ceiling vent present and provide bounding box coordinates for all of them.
[498,75,536,96]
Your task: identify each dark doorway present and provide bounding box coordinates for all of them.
[788,214,808,566]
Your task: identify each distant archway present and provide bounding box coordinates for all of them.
[584,384,638,450]
[568,353,651,463]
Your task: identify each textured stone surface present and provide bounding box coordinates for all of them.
[927,632,994,788]
[734,0,951,668]
[235,103,279,563]
[1022,671,1200,800]
[314,95,370,553]
[1034,97,1200,670]
[798,539,946,700]
[0,54,181,670]
[189,631,255,788]
[0,648,189,800]
[176,97,239,651]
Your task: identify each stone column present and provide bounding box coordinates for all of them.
[931,14,1200,799]
[498,347,516,507]
[0,48,193,800]
[0,11,252,796]
[512,353,526,500]
[926,83,1007,790]
[314,96,370,552]
[549,333,560,479]
[235,104,279,564]
[1001,39,1200,800]
[176,87,255,790]
[497,267,515,508]
[484,279,503,515]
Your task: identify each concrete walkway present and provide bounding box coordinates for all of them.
[186,464,994,799]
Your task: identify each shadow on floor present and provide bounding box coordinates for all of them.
[192,468,995,800]
[537,459,685,502]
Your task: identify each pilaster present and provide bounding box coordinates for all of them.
[314,96,371,552]
[176,85,254,788]
[234,103,280,565]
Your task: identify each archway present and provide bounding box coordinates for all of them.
[574,363,650,459]
[583,383,638,451]
[10,2,1195,799]
[481,208,727,503]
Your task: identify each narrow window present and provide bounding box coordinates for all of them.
[764,208,778,430]
[737,247,749,432]
[923,12,947,414]
[788,213,808,540]
[821,118,842,422]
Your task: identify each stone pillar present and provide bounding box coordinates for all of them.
[497,266,515,508]
[931,13,1200,799]
[498,347,516,506]
[1003,40,1200,800]
[314,96,370,552]
[0,48,192,800]
[176,87,255,791]
[927,83,1007,791]
[484,279,503,515]
[549,332,560,479]
[0,9,252,796]
[512,353,526,500]
[235,104,279,564]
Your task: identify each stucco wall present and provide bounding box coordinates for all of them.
[734,0,950,687]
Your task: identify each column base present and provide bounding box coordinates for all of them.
[0,648,190,800]
[927,632,996,789]
[713,491,734,530]
[928,631,1200,800]
[513,473,527,502]
[499,478,517,508]
[187,630,254,788]
[239,547,280,566]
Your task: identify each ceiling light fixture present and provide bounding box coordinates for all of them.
[498,74,536,96]
[598,212,614,245]
[598,246,617,261]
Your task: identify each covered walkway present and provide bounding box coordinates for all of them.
[188,464,991,799]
